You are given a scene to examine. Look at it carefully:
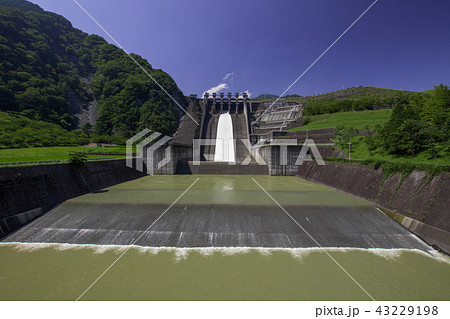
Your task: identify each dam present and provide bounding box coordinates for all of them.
[1,94,449,301]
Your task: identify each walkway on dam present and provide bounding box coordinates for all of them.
[2,175,432,252]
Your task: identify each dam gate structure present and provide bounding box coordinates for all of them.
[200,92,250,163]
[155,94,308,175]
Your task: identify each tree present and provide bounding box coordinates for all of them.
[399,119,430,156]
[364,135,376,156]
[427,142,443,160]
[335,126,357,149]
[422,84,450,137]
[82,122,93,137]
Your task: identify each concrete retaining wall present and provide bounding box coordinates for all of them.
[176,161,268,175]
[257,144,345,176]
[0,159,145,238]
[398,213,450,254]
[145,144,193,175]
[296,161,450,252]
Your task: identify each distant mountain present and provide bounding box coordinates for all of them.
[253,94,303,99]
[254,94,279,99]
[0,0,186,140]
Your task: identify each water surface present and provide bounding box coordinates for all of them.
[1,175,449,300]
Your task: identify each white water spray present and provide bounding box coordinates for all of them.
[214,113,235,163]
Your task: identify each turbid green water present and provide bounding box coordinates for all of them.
[1,175,449,300]
[0,245,449,300]
[73,174,371,206]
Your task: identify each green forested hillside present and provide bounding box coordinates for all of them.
[300,87,423,116]
[0,0,186,147]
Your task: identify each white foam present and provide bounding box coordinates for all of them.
[363,248,402,260]
[1,242,447,264]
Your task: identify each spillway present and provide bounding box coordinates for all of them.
[2,175,432,251]
[214,113,235,163]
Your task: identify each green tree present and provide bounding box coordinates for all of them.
[82,122,93,137]
[422,84,450,137]
[364,135,376,156]
[335,126,357,149]
[427,142,443,160]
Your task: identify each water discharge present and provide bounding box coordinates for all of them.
[214,113,235,162]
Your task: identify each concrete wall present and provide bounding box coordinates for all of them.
[296,161,450,252]
[143,144,193,175]
[176,161,268,175]
[0,159,145,238]
[256,144,345,176]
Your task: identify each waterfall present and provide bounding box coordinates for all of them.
[214,113,235,162]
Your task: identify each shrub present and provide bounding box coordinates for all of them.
[68,151,87,167]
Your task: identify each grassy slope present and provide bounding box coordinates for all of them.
[344,138,450,166]
[290,109,392,131]
[0,146,126,163]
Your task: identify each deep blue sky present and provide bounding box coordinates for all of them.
[29,0,450,97]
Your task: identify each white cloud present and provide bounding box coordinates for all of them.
[222,72,234,83]
[202,73,251,98]
[203,83,229,97]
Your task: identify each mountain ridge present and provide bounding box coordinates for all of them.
[0,0,186,139]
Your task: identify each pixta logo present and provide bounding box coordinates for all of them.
[126,129,172,175]
[193,138,326,166]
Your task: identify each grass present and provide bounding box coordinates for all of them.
[288,108,449,168]
[337,136,450,167]
[290,109,392,131]
[0,146,127,164]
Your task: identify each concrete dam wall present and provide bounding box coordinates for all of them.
[0,159,145,238]
[296,161,450,253]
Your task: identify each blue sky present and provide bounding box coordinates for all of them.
[29,0,450,97]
